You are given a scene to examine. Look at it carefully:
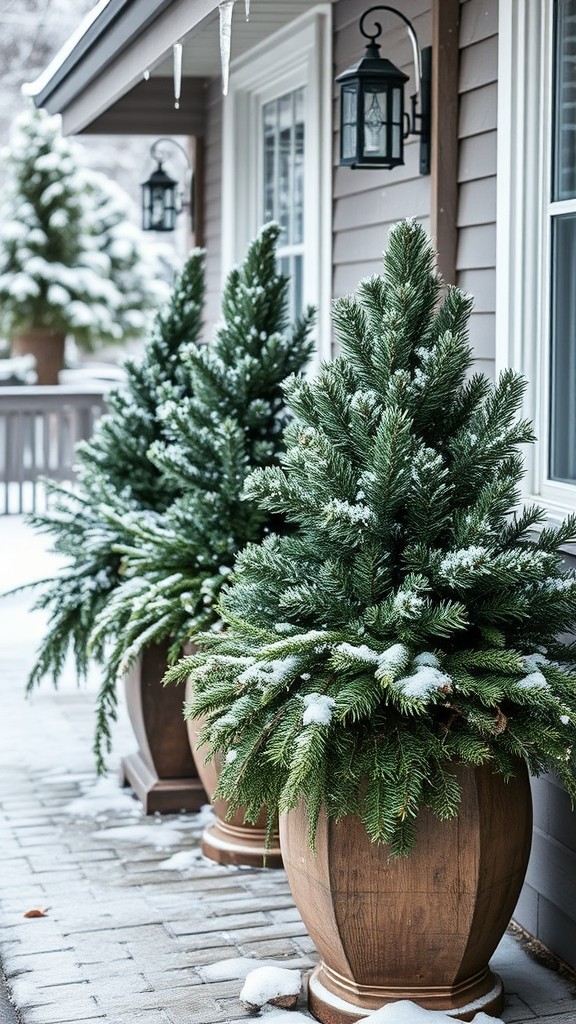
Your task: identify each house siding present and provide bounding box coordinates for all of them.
[332,0,431,310]
[513,535,576,968]
[331,0,498,374]
[516,775,576,969]
[203,78,223,336]
[456,0,498,380]
[197,0,576,975]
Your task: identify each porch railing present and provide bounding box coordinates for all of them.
[0,385,109,515]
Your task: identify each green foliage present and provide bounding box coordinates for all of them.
[22,252,206,763]
[175,220,576,855]
[89,225,315,767]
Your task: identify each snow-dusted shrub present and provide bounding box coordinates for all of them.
[0,103,168,350]
[24,226,315,774]
[168,220,576,856]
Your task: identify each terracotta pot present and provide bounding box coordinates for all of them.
[185,679,283,868]
[120,640,206,813]
[280,762,533,1023]
[12,328,66,385]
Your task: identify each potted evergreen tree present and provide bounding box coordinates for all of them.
[24,249,207,810]
[169,221,576,1020]
[0,105,164,383]
[90,224,315,861]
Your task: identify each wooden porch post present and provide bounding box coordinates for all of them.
[430,0,460,285]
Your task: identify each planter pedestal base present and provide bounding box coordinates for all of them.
[308,964,504,1023]
[121,642,206,814]
[185,687,283,868]
[120,752,206,815]
[201,817,283,868]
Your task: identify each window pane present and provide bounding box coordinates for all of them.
[293,255,303,321]
[262,87,305,317]
[549,213,576,482]
[263,101,277,223]
[341,83,358,161]
[553,0,576,200]
[278,93,293,241]
[294,88,305,245]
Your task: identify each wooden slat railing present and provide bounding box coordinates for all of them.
[0,385,108,514]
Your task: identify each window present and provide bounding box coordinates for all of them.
[549,1,576,485]
[496,2,576,516]
[262,88,305,321]
[221,7,332,364]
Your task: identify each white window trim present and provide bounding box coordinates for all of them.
[221,5,333,366]
[496,1,576,521]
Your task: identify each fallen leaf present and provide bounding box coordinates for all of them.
[23,908,49,918]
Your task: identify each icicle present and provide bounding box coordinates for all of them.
[245,0,250,20]
[218,1,235,96]
[173,41,182,109]
[143,69,150,81]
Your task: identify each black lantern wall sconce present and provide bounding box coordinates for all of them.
[337,5,431,174]
[141,138,194,232]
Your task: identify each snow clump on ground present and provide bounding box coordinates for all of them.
[240,966,302,1011]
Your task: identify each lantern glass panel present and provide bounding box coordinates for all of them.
[363,83,388,157]
[392,86,403,160]
[151,188,166,229]
[142,188,149,229]
[341,82,358,161]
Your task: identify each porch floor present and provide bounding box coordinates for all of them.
[1,517,575,1024]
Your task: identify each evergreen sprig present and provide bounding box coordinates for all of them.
[173,220,576,855]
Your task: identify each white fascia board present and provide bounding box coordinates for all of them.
[25,0,219,135]
[22,0,113,99]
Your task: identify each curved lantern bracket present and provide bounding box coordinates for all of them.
[337,4,431,174]
[359,6,422,93]
[142,138,194,233]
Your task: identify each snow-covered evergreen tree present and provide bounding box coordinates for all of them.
[25,251,206,758]
[0,104,166,348]
[76,251,205,511]
[169,220,576,856]
[78,169,170,349]
[89,224,315,769]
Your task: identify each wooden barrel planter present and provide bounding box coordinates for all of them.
[120,640,206,814]
[280,762,533,1023]
[12,327,66,385]
[185,680,283,868]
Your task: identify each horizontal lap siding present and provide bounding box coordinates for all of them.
[332,0,496,367]
[514,535,576,967]
[457,0,498,379]
[515,776,576,969]
[197,0,576,969]
[203,78,223,338]
[456,3,576,966]
[332,0,432,336]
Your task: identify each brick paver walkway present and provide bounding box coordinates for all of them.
[1,517,576,1024]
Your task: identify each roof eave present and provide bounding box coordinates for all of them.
[23,0,176,113]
